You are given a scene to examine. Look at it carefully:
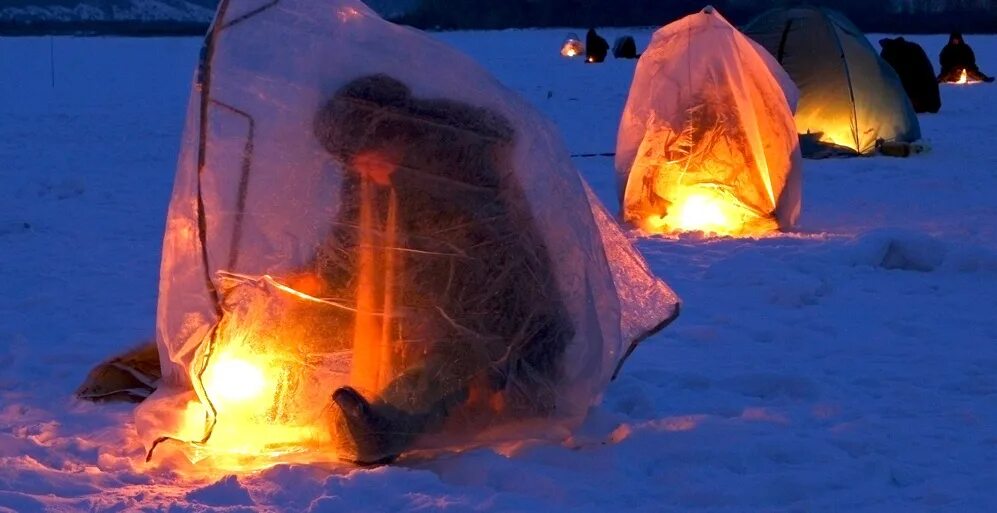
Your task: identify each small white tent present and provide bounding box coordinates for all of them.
[616,7,803,236]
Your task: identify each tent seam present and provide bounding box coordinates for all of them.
[821,10,861,153]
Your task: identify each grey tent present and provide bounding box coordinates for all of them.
[744,7,920,156]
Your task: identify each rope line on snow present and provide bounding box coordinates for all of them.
[570,152,616,158]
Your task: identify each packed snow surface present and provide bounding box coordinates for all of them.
[1,30,996,512]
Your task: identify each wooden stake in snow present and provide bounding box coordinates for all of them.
[49,37,56,88]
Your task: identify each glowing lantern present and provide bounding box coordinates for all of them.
[672,191,732,232]
[159,275,350,467]
[189,343,331,461]
[201,353,269,409]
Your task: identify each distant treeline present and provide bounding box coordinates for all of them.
[0,20,209,36]
[2,0,995,36]
[395,0,997,33]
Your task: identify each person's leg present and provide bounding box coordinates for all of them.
[331,340,483,464]
[330,301,572,464]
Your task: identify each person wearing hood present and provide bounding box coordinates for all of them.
[938,32,994,83]
[310,74,574,464]
[586,28,609,63]
[880,37,941,113]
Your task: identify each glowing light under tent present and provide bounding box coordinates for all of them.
[953,68,981,85]
[639,187,765,236]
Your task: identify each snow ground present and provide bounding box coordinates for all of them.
[2,30,996,512]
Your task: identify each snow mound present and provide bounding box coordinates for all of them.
[185,475,253,507]
[844,229,997,273]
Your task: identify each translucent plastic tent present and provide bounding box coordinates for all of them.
[744,6,921,156]
[615,7,802,236]
[561,33,584,57]
[135,0,679,469]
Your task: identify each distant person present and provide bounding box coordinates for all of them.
[880,37,941,113]
[613,35,640,59]
[938,32,994,83]
[586,28,609,63]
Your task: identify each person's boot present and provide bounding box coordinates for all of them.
[331,386,405,465]
[330,370,474,465]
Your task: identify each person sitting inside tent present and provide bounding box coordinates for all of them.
[880,37,941,113]
[586,28,609,63]
[938,32,994,83]
[616,6,801,236]
[310,74,574,464]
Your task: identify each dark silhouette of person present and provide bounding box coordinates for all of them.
[586,28,609,63]
[613,35,639,59]
[309,74,574,464]
[880,37,941,113]
[938,32,994,83]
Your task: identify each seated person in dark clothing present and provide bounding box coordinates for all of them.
[880,37,941,113]
[310,74,574,464]
[613,35,640,59]
[586,28,609,63]
[938,32,994,83]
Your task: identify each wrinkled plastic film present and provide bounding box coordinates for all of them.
[616,8,802,236]
[139,0,679,468]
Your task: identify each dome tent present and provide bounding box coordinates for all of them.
[128,0,679,469]
[615,6,802,236]
[561,32,584,57]
[744,6,921,156]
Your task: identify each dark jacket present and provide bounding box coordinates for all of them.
[937,32,991,82]
[586,29,609,63]
[880,37,941,113]
[310,74,573,460]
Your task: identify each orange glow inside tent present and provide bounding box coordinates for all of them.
[641,189,740,234]
[184,346,328,461]
[615,8,801,238]
[172,280,345,469]
[633,183,778,237]
[561,40,583,57]
[173,217,414,470]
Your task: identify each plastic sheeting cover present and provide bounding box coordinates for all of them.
[615,7,802,236]
[136,0,679,469]
[561,32,584,57]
